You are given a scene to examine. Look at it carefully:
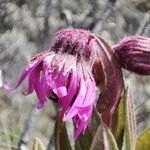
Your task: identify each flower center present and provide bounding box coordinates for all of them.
[51,28,94,60]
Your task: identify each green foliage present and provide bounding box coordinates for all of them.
[136,128,150,150]
[91,123,119,150]
[111,88,137,150]
[75,130,92,150]
[111,95,125,149]
[124,88,136,150]
[54,117,72,150]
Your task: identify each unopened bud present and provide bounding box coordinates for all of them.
[113,36,150,75]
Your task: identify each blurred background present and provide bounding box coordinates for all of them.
[0,0,150,149]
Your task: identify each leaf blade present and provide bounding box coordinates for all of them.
[111,93,125,149]
[136,128,150,150]
[124,88,137,150]
[90,123,119,150]
[54,117,72,150]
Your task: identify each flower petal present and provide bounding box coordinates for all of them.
[22,66,40,96]
[77,78,96,108]
[63,75,87,121]
[53,86,67,98]
[4,60,41,90]
[36,75,48,109]
[74,120,87,139]
[77,106,93,122]
[59,69,78,117]
[73,105,93,140]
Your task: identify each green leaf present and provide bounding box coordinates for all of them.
[75,130,92,150]
[54,117,72,150]
[33,137,45,150]
[90,107,101,133]
[111,93,125,149]
[111,88,136,150]
[75,108,101,150]
[90,123,119,150]
[124,88,136,150]
[136,128,150,150]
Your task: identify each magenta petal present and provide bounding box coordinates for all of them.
[36,76,47,109]
[36,68,54,109]
[48,66,69,106]
[42,54,55,70]
[77,79,96,108]
[74,120,87,139]
[73,116,80,128]
[34,68,43,101]
[22,69,36,96]
[36,80,44,109]
[78,106,93,122]
[63,75,87,121]
[53,86,67,98]
[49,65,67,90]
[4,60,41,90]
[60,69,78,117]
[73,106,93,139]
[50,65,65,84]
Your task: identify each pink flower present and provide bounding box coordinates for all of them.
[4,28,123,138]
[113,36,150,75]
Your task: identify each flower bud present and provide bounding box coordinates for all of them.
[113,36,150,75]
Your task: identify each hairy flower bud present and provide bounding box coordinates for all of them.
[113,36,150,75]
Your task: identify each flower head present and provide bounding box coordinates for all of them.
[113,36,150,75]
[4,28,124,138]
